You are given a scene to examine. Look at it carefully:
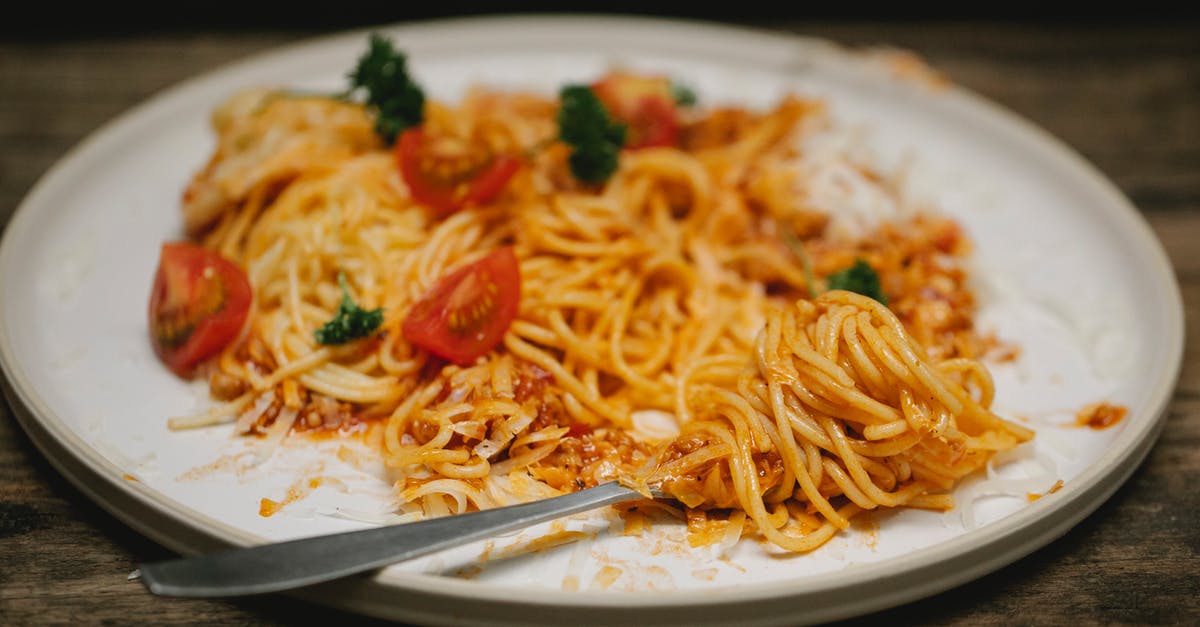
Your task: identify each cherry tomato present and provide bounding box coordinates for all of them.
[395,128,520,217]
[148,242,252,377]
[402,247,520,365]
[591,72,680,149]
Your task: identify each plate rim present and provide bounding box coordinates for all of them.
[0,13,1185,624]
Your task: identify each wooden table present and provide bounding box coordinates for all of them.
[1,20,1197,625]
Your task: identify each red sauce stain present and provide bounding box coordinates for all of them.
[1027,479,1065,502]
[454,565,483,580]
[122,474,139,482]
[177,452,255,481]
[858,513,879,552]
[717,554,747,573]
[988,342,1022,364]
[1074,402,1128,430]
[593,565,623,589]
[259,476,327,518]
[258,498,281,518]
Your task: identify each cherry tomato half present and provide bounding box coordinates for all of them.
[402,247,520,365]
[395,128,521,217]
[148,242,252,377]
[591,72,680,149]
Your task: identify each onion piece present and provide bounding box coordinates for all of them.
[255,406,297,464]
[235,390,276,434]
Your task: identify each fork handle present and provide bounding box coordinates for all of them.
[138,481,641,597]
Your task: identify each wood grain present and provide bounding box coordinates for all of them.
[1,20,1197,625]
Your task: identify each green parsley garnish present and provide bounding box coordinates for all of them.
[557,85,627,185]
[314,273,384,345]
[671,82,697,107]
[347,33,425,144]
[826,259,888,305]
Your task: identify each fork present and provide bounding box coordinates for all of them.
[137,480,660,597]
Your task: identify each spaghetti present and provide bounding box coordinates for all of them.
[162,68,1031,552]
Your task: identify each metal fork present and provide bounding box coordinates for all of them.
[137,481,659,597]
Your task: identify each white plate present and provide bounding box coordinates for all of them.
[0,15,1184,626]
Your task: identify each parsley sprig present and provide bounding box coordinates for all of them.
[314,273,385,345]
[557,85,627,185]
[671,82,698,107]
[826,258,888,305]
[347,34,425,144]
[781,226,888,305]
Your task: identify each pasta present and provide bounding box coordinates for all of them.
[157,64,1032,554]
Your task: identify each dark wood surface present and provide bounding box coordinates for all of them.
[2,20,1197,625]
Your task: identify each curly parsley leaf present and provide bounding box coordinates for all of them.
[826,259,888,305]
[557,85,627,185]
[315,273,384,345]
[348,34,425,144]
[671,82,697,107]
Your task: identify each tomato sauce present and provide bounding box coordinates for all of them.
[1075,402,1128,430]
